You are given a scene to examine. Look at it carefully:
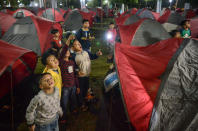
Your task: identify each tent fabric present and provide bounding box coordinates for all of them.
[115,38,184,131]
[149,38,198,131]
[158,9,171,24]
[0,12,16,37]
[137,9,160,20]
[12,9,35,18]
[37,8,64,22]
[123,15,140,25]
[115,14,131,25]
[0,40,37,99]
[190,17,198,38]
[186,9,196,19]
[79,10,94,27]
[64,10,83,31]
[118,19,171,46]
[2,15,61,55]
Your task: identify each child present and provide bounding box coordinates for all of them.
[72,39,102,110]
[59,34,80,122]
[180,20,191,38]
[106,22,117,62]
[50,29,63,57]
[26,73,63,131]
[76,19,95,51]
[170,30,181,38]
[42,53,62,97]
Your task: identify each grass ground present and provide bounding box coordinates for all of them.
[17,18,113,131]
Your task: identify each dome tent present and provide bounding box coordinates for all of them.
[137,8,160,20]
[158,9,185,32]
[37,8,64,22]
[0,12,16,38]
[2,15,62,55]
[118,19,171,46]
[123,15,140,25]
[12,9,34,18]
[114,38,198,130]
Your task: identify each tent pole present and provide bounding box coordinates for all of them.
[175,0,179,9]
[8,66,14,131]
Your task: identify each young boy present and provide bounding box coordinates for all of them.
[71,39,102,110]
[180,20,191,38]
[42,53,62,97]
[59,34,80,122]
[26,73,63,131]
[76,19,95,51]
[50,29,63,57]
[106,22,117,62]
[170,30,181,38]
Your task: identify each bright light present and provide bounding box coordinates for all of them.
[169,0,172,3]
[86,4,87,6]
[107,32,112,40]
[104,0,108,4]
[34,3,38,7]
[72,30,76,34]
[60,2,62,6]
[17,0,20,3]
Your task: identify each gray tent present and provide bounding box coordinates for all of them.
[63,10,83,31]
[149,38,198,131]
[2,16,57,55]
[119,19,171,46]
[123,15,140,25]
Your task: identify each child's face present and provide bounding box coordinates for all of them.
[40,74,54,90]
[73,40,82,52]
[46,55,59,69]
[65,50,70,58]
[54,32,60,38]
[109,24,114,29]
[175,32,181,38]
[83,21,89,28]
[185,21,190,28]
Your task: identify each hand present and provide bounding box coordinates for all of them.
[89,36,95,40]
[68,34,75,41]
[28,125,35,131]
[96,50,102,56]
[76,88,80,94]
[81,37,87,40]
[78,71,85,76]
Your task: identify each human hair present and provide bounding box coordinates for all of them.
[109,22,114,25]
[51,29,59,34]
[82,19,89,24]
[39,73,52,85]
[180,20,190,27]
[41,51,55,65]
[170,30,180,37]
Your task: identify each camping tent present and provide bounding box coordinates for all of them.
[190,17,198,38]
[0,12,16,38]
[0,40,37,100]
[2,15,62,55]
[158,9,185,32]
[63,10,94,31]
[115,14,131,25]
[37,8,64,22]
[137,9,160,20]
[64,10,83,31]
[118,19,171,46]
[115,38,198,130]
[12,9,34,18]
[123,15,140,25]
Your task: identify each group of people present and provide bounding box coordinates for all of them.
[25,19,103,131]
[171,19,192,38]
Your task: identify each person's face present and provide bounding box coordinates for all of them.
[185,21,190,28]
[40,74,54,90]
[83,21,90,28]
[175,32,181,38]
[46,55,59,69]
[65,50,70,58]
[54,32,60,38]
[109,24,115,29]
[73,40,82,52]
